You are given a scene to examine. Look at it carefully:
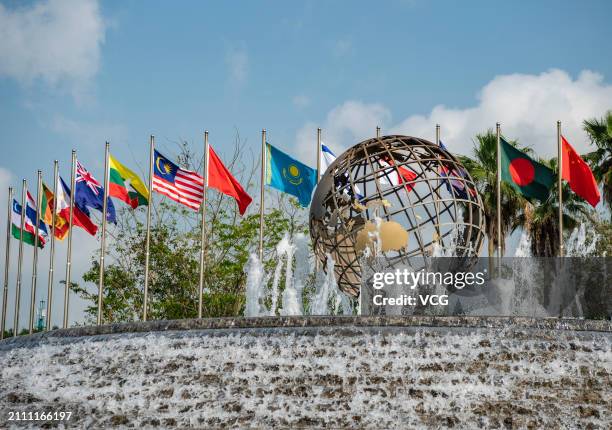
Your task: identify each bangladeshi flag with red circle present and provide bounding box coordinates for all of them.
[500,137,554,202]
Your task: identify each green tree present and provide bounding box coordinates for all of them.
[459,130,527,260]
[583,111,612,212]
[514,157,590,257]
[73,134,308,324]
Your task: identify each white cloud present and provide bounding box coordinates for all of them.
[296,69,612,162]
[49,115,127,157]
[0,0,105,100]
[390,69,612,157]
[0,168,14,208]
[225,46,248,87]
[295,101,391,164]
[292,95,311,109]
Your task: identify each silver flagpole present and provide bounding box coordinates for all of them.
[435,124,442,241]
[557,121,563,257]
[315,128,322,272]
[97,142,110,325]
[496,123,502,277]
[46,161,58,331]
[29,170,43,334]
[376,126,381,138]
[258,129,266,261]
[143,135,154,321]
[198,131,209,319]
[14,179,27,337]
[316,128,322,182]
[1,186,13,339]
[63,150,76,329]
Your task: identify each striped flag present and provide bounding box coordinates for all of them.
[377,156,417,191]
[153,150,203,211]
[11,198,47,248]
[439,141,477,200]
[319,143,363,200]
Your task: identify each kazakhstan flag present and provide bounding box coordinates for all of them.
[266,143,317,207]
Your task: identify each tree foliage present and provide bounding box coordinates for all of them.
[73,134,308,324]
[583,111,612,213]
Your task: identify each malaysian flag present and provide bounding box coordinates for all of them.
[153,150,203,210]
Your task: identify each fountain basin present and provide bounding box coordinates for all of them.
[1,316,610,428]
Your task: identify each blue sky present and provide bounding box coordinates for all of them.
[0,0,611,328]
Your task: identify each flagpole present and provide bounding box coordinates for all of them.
[97,142,110,325]
[557,120,563,257]
[14,179,27,337]
[29,170,43,334]
[1,186,13,339]
[315,128,322,272]
[143,135,154,321]
[258,129,266,261]
[63,150,76,329]
[435,124,441,241]
[46,161,58,331]
[316,128,322,182]
[198,131,209,319]
[376,126,381,138]
[496,122,502,277]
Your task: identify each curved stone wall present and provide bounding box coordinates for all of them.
[1,317,610,428]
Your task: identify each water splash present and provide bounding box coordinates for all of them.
[244,234,349,317]
[244,254,265,317]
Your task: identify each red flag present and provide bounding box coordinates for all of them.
[56,177,98,238]
[207,146,253,215]
[561,136,600,207]
[379,156,417,192]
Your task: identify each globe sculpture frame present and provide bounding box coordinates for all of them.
[310,135,486,297]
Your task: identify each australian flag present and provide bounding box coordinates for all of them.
[75,161,116,223]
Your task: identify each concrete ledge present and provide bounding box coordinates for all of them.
[2,315,610,347]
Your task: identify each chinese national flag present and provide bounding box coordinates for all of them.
[207,146,253,215]
[561,136,600,207]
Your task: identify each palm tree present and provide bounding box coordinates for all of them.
[459,130,526,261]
[583,111,612,212]
[514,158,590,257]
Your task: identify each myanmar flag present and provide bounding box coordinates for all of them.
[500,137,554,202]
[109,154,149,209]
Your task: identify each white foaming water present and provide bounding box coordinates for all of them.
[310,254,336,315]
[269,234,292,315]
[244,254,265,317]
[244,233,348,316]
[566,224,598,256]
[246,222,603,318]
[2,324,609,428]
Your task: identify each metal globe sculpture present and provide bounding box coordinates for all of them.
[310,135,486,297]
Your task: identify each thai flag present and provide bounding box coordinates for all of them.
[439,141,476,200]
